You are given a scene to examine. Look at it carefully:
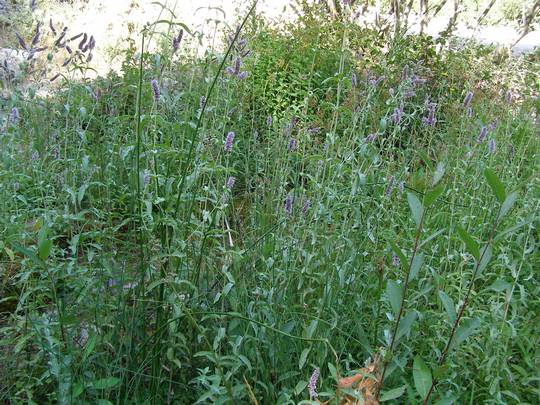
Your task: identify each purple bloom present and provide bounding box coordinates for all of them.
[488,138,496,154]
[466,107,474,118]
[351,72,357,87]
[308,367,320,400]
[302,198,311,214]
[463,91,473,108]
[488,120,498,131]
[284,194,293,216]
[477,126,488,143]
[398,181,405,195]
[151,79,160,102]
[422,102,437,127]
[365,133,378,143]
[237,71,248,80]
[288,138,297,152]
[392,252,400,267]
[224,131,235,153]
[10,107,20,122]
[226,176,236,189]
[266,115,273,127]
[143,169,151,186]
[385,176,395,197]
[391,104,404,125]
[199,95,206,109]
[172,30,183,54]
[505,90,513,104]
[31,151,39,161]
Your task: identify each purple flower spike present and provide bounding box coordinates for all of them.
[224,131,235,153]
[151,79,160,102]
[143,169,151,186]
[365,133,378,143]
[351,72,357,88]
[172,30,183,54]
[477,126,488,143]
[466,107,474,118]
[226,176,236,189]
[284,194,293,216]
[302,198,311,215]
[199,95,206,109]
[385,176,395,197]
[506,90,513,104]
[288,138,297,152]
[10,107,20,122]
[237,71,248,80]
[398,181,405,195]
[463,91,473,108]
[266,115,273,127]
[392,252,400,267]
[488,138,496,154]
[308,367,320,400]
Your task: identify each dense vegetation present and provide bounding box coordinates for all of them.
[1,2,539,404]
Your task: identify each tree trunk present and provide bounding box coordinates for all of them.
[513,0,540,46]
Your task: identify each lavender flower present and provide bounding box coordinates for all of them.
[365,133,378,143]
[302,198,311,215]
[31,151,39,161]
[226,176,236,189]
[488,120,498,131]
[505,90,513,104]
[143,169,151,186]
[172,30,183,54]
[398,181,405,195]
[385,176,395,197]
[151,79,160,102]
[226,57,248,79]
[199,95,206,109]
[10,107,20,122]
[422,102,437,127]
[392,252,400,267]
[351,72,357,88]
[237,71,248,80]
[284,194,294,216]
[391,104,404,125]
[266,115,273,127]
[224,131,235,153]
[288,138,297,152]
[308,367,320,400]
[477,126,488,143]
[488,138,496,154]
[463,91,473,108]
[467,107,474,118]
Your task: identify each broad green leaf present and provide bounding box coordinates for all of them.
[380,385,406,401]
[294,380,307,395]
[396,311,417,342]
[499,191,518,219]
[327,362,338,380]
[38,239,53,261]
[438,291,456,323]
[408,253,424,282]
[451,318,480,350]
[407,192,423,227]
[483,168,506,203]
[92,377,120,390]
[432,162,445,186]
[413,355,432,398]
[476,245,493,277]
[299,347,310,369]
[435,394,458,405]
[386,280,403,316]
[456,225,480,260]
[389,241,407,269]
[488,279,511,292]
[423,184,444,208]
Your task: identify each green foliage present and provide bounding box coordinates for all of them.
[0,3,539,405]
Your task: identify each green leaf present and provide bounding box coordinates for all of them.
[413,355,433,399]
[38,240,53,261]
[438,291,456,323]
[407,192,423,227]
[477,245,493,277]
[389,241,407,269]
[408,253,424,282]
[451,318,480,350]
[327,362,338,380]
[456,225,480,260]
[423,184,444,208]
[299,347,310,370]
[434,394,458,405]
[380,385,406,401]
[483,168,506,203]
[395,311,417,342]
[386,280,403,317]
[92,377,120,390]
[488,279,511,292]
[432,162,445,186]
[499,191,517,219]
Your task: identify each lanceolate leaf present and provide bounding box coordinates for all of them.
[483,168,506,203]
[456,225,480,260]
[450,318,481,350]
[476,245,493,277]
[499,191,518,219]
[413,355,433,398]
[407,192,423,228]
[386,280,403,317]
[423,184,444,208]
[380,385,406,401]
[438,291,456,323]
[408,253,424,282]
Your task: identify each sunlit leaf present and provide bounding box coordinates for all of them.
[484,168,506,203]
[413,355,432,398]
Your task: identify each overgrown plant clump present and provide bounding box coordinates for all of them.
[0,2,539,404]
